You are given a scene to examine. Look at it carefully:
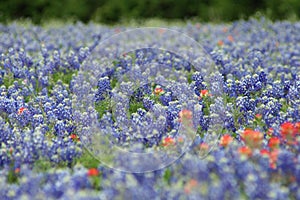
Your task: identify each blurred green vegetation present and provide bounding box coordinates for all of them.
[0,0,299,24]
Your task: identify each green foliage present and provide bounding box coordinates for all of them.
[74,149,99,169]
[0,0,299,24]
[95,99,111,119]
[128,99,144,115]
[163,168,172,185]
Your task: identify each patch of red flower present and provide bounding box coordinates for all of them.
[280,122,298,144]
[217,40,224,46]
[227,35,234,42]
[269,149,279,169]
[17,107,28,115]
[199,89,212,99]
[238,146,252,157]
[70,134,80,142]
[268,137,280,150]
[259,148,279,169]
[15,168,20,174]
[177,136,184,143]
[154,87,164,95]
[87,168,99,177]
[219,134,233,147]
[178,109,193,123]
[266,127,274,137]
[199,143,209,151]
[260,149,269,156]
[162,137,175,147]
[184,179,198,194]
[295,122,300,133]
[255,114,262,120]
[241,128,263,149]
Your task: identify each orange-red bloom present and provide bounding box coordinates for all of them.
[15,168,20,174]
[241,129,263,149]
[199,143,209,151]
[219,134,233,147]
[227,35,234,42]
[153,87,164,95]
[280,122,297,144]
[268,137,280,149]
[238,146,252,157]
[70,134,80,142]
[217,40,224,46]
[269,149,279,169]
[184,179,198,194]
[87,168,99,176]
[162,137,175,147]
[294,122,300,134]
[266,128,274,137]
[260,149,269,156]
[178,109,193,123]
[255,114,262,120]
[18,107,28,115]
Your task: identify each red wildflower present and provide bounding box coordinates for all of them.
[199,143,209,151]
[217,40,224,46]
[255,114,262,120]
[280,122,297,144]
[15,168,20,174]
[241,129,263,149]
[269,149,279,169]
[177,136,184,143]
[227,35,234,42]
[238,146,252,157]
[178,109,193,123]
[219,134,233,147]
[162,137,175,147]
[18,107,28,115]
[158,28,166,35]
[268,137,280,150]
[295,122,300,134]
[70,134,80,142]
[87,168,99,177]
[184,179,198,194]
[200,89,209,97]
[260,149,269,156]
[153,87,164,95]
[266,128,274,137]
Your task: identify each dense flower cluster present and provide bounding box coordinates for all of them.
[0,18,300,199]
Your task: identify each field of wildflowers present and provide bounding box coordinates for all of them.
[0,18,300,199]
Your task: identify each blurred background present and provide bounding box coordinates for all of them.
[0,0,299,24]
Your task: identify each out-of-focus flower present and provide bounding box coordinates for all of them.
[14,168,20,174]
[87,168,99,177]
[268,137,280,150]
[241,129,263,149]
[260,149,269,156]
[184,179,198,194]
[217,40,224,46]
[238,146,252,157]
[178,109,193,122]
[266,128,274,137]
[280,122,297,144]
[199,142,209,151]
[269,149,279,169]
[227,35,234,42]
[219,134,233,147]
[162,137,175,147]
